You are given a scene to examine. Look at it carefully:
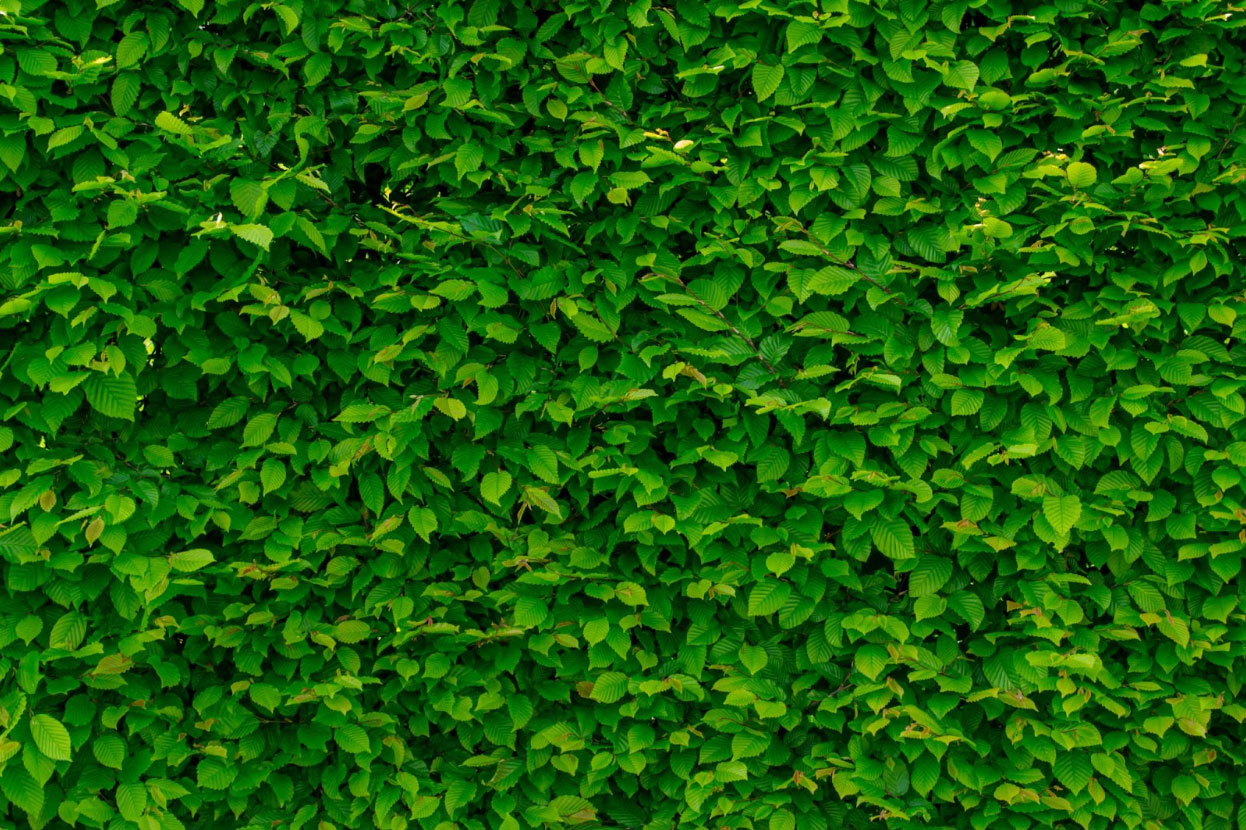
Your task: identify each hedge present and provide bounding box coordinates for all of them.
[2,0,1245,829]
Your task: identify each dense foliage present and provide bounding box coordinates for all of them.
[2,0,1246,828]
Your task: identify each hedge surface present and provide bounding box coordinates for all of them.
[2,0,1246,828]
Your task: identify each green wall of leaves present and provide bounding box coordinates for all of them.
[2,0,1245,828]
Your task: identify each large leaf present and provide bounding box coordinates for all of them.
[83,372,137,420]
[1043,494,1082,535]
[30,714,72,761]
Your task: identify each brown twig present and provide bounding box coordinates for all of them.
[779,217,907,305]
[673,276,787,387]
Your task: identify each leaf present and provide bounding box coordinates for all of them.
[434,397,467,420]
[230,223,274,250]
[748,580,792,616]
[590,672,629,703]
[30,713,72,761]
[1172,774,1199,805]
[786,21,822,52]
[513,596,549,627]
[1053,752,1093,794]
[570,313,615,342]
[855,644,889,680]
[408,507,438,542]
[752,63,785,102]
[807,265,858,296]
[112,73,142,116]
[1067,161,1097,188]
[871,517,916,560]
[230,179,268,218]
[207,397,250,429]
[155,110,193,135]
[756,445,790,483]
[1,767,43,815]
[49,611,87,650]
[115,32,147,69]
[481,470,513,504]
[335,725,371,754]
[1043,494,1082,535]
[93,734,126,770]
[943,60,980,90]
[170,548,215,572]
[333,620,371,643]
[116,781,147,821]
[908,558,952,596]
[456,142,485,179]
[739,644,768,674]
[242,413,278,447]
[732,730,770,759]
[84,372,137,420]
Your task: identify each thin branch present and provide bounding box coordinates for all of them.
[673,276,787,387]
[778,217,907,305]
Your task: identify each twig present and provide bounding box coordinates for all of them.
[673,276,787,387]
[588,77,633,125]
[778,217,906,305]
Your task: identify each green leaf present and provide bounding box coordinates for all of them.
[49,611,87,650]
[335,725,371,754]
[230,223,274,250]
[1172,774,1199,805]
[242,413,279,447]
[170,548,215,572]
[93,734,126,770]
[334,620,371,643]
[872,517,916,560]
[755,445,790,483]
[590,672,629,703]
[739,644,768,674]
[116,781,148,821]
[155,110,193,135]
[1,767,43,816]
[84,372,137,420]
[1067,161,1097,188]
[731,730,770,759]
[30,713,72,761]
[1053,752,1093,794]
[786,21,822,52]
[456,142,485,179]
[943,60,980,90]
[230,179,268,218]
[408,507,438,542]
[112,73,141,116]
[855,644,889,680]
[752,63,785,102]
[481,470,513,504]
[1043,494,1082,535]
[748,580,791,616]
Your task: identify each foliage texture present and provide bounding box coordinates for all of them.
[2,0,1246,829]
